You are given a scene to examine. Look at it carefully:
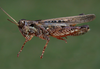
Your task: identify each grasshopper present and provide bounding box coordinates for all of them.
[0,7,95,59]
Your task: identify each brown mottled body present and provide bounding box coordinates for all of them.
[0,7,96,59]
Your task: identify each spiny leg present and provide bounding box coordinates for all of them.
[40,40,50,59]
[17,39,28,57]
[57,37,67,43]
[17,35,34,57]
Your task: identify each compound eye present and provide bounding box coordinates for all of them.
[21,20,25,24]
[20,19,26,24]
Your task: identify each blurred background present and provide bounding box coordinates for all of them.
[0,0,100,69]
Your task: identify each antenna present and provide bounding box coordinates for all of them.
[0,7,19,26]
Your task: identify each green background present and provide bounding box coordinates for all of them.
[0,0,100,69]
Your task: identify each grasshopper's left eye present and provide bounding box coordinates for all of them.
[18,19,26,24]
[18,19,26,27]
[20,19,26,24]
[21,20,25,23]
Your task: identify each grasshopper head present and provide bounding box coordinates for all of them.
[18,19,26,28]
